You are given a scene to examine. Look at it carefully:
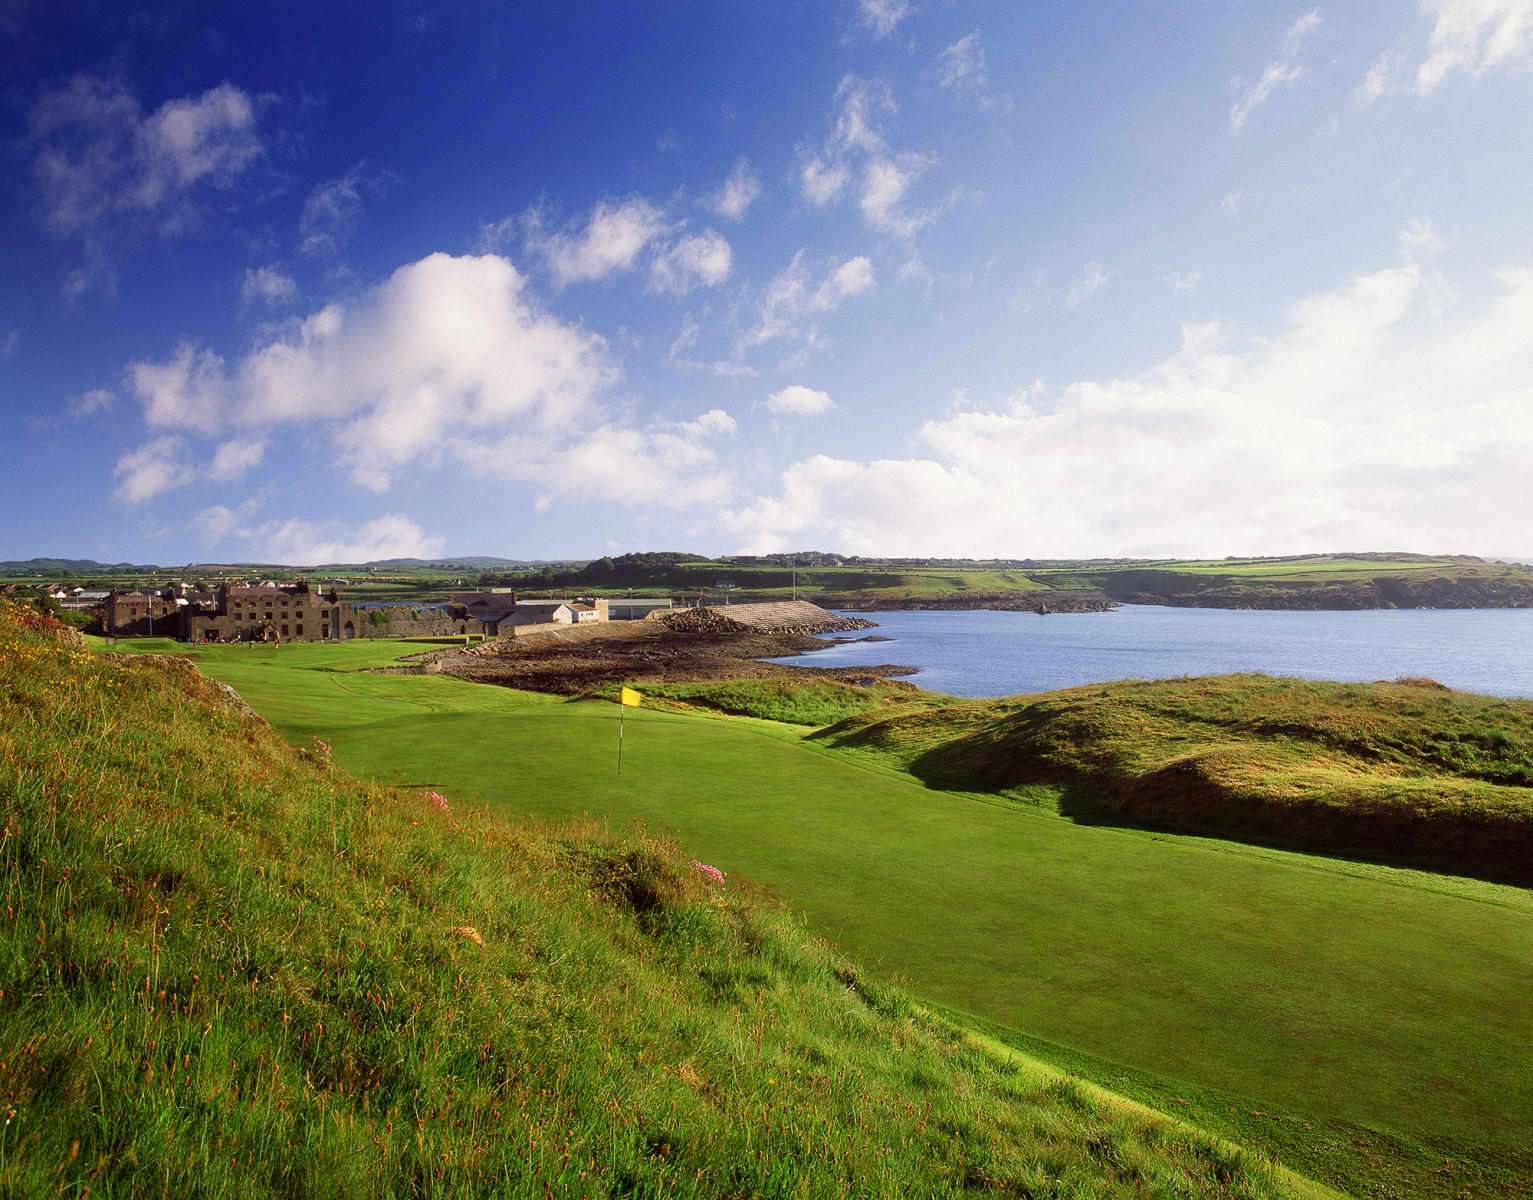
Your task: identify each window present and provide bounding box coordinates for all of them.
[296,625,304,636]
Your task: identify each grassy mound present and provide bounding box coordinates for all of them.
[0,600,1326,1197]
[811,674,1533,885]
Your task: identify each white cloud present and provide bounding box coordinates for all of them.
[1399,217,1444,259]
[67,387,117,418]
[521,197,730,295]
[1166,270,1201,294]
[128,253,614,490]
[124,252,743,510]
[113,436,197,504]
[207,436,265,481]
[799,76,939,236]
[1356,49,1402,105]
[939,31,988,92]
[859,153,936,236]
[241,266,297,306]
[299,166,366,258]
[1359,1,1532,102]
[767,385,835,416]
[467,409,740,510]
[745,251,876,348]
[256,514,446,564]
[725,243,1533,558]
[190,504,245,545]
[1417,0,1533,91]
[26,76,262,291]
[128,341,231,434]
[816,255,877,307]
[801,158,852,207]
[859,0,911,40]
[1230,11,1320,131]
[649,230,733,295]
[1065,262,1110,307]
[710,159,760,220]
[530,198,669,287]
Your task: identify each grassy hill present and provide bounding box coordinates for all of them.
[0,599,1338,1197]
[809,673,1533,886]
[103,635,1533,1200]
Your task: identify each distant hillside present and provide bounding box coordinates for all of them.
[12,551,1533,610]
[0,599,1321,1198]
[0,557,160,574]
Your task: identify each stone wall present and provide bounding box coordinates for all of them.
[361,607,491,639]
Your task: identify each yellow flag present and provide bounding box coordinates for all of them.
[620,686,642,708]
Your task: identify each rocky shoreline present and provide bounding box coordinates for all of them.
[424,602,913,696]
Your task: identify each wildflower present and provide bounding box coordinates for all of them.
[690,860,725,886]
[427,791,451,814]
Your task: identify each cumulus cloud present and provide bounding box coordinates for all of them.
[937,30,1007,108]
[67,388,117,419]
[649,230,732,295]
[799,76,939,236]
[256,514,446,565]
[1358,2,1532,102]
[529,198,668,287]
[207,436,265,481]
[744,251,876,349]
[26,75,263,293]
[122,251,741,510]
[767,385,835,416]
[299,166,367,258]
[724,243,1533,558]
[1231,11,1320,131]
[858,0,911,39]
[1417,0,1533,91]
[241,265,297,306]
[190,503,247,545]
[710,158,760,220]
[128,341,231,435]
[127,253,613,490]
[520,197,733,296]
[113,436,198,504]
[497,409,740,510]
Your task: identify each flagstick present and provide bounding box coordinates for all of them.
[618,699,625,775]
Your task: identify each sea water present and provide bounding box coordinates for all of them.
[765,605,1533,699]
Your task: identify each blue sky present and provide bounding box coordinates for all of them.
[4,0,1532,565]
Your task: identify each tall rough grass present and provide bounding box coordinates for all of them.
[0,600,1319,1197]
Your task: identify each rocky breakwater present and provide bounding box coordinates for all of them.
[425,601,901,695]
[656,601,877,635]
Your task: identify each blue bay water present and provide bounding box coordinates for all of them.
[767,606,1533,699]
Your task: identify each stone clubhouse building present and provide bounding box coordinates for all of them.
[105,583,658,643]
[107,581,362,643]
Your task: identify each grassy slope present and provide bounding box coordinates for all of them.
[4,602,1330,1199]
[810,674,1533,886]
[133,640,1533,1200]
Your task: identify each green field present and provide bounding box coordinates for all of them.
[130,637,1533,1198]
[20,606,1339,1199]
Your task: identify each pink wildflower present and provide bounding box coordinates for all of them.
[312,737,331,759]
[427,791,451,814]
[690,860,725,886]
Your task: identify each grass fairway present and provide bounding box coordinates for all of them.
[143,640,1533,1192]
